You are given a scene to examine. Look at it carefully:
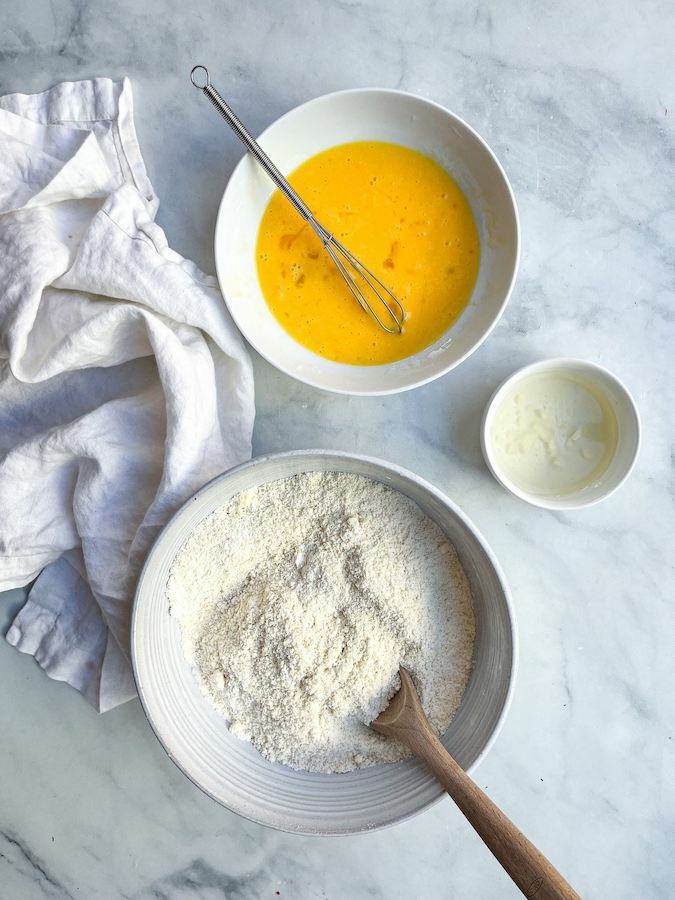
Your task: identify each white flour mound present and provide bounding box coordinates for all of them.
[168,472,475,773]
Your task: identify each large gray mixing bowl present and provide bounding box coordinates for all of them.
[132,450,517,834]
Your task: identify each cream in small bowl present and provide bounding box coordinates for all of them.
[481,359,640,510]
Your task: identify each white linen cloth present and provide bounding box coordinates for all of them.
[0,78,254,711]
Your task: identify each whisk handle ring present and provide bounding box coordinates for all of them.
[191,67,313,222]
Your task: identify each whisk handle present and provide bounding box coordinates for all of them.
[190,65,314,222]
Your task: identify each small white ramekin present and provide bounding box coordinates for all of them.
[481,358,641,510]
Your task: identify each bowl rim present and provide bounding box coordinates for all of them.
[131,448,519,834]
[214,87,521,396]
[480,357,642,510]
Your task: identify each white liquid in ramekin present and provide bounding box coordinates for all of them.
[489,371,618,497]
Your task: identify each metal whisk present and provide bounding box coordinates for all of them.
[190,66,406,334]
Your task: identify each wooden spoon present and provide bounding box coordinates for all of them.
[371,667,580,900]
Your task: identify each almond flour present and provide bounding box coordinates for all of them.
[168,472,475,773]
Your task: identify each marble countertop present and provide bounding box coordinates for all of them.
[1,1,673,897]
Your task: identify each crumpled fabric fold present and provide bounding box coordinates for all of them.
[0,77,254,710]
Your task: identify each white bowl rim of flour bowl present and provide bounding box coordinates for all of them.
[131,449,517,835]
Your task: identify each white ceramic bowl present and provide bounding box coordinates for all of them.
[481,358,641,510]
[215,89,519,395]
[132,450,517,834]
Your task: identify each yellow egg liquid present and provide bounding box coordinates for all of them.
[256,141,480,365]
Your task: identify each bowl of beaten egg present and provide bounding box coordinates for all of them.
[215,89,519,395]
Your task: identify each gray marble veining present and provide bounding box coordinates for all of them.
[1,0,674,897]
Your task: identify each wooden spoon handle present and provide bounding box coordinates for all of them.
[412,725,579,900]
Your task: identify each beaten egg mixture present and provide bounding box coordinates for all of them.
[256,141,480,365]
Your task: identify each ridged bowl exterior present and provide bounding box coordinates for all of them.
[131,450,517,834]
